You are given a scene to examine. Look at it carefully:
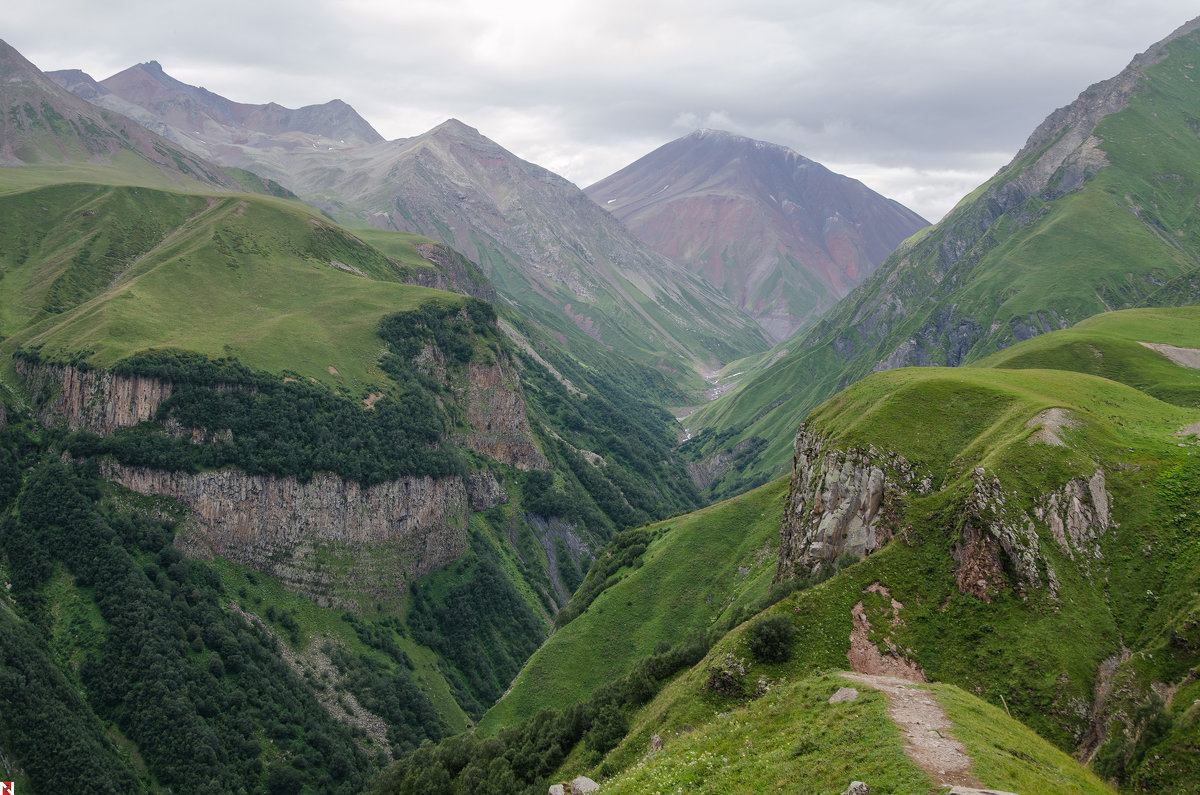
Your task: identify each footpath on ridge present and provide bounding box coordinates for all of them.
[840,672,985,792]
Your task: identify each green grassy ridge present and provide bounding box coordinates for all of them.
[603,673,931,794]
[598,672,1112,795]
[477,476,789,734]
[624,365,1194,760]
[972,307,1200,408]
[933,680,1114,795]
[484,351,1199,790]
[0,182,459,390]
[682,28,1200,495]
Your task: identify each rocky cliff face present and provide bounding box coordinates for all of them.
[464,359,549,471]
[103,461,467,605]
[776,424,926,582]
[14,355,536,604]
[777,424,1112,602]
[17,359,173,433]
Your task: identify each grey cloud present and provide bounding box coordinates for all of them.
[7,0,1197,220]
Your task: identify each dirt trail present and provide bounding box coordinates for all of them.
[840,672,983,790]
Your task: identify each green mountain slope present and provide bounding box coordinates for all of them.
[478,476,788,734]
[0,183,457,390]
[683,17,1200,498]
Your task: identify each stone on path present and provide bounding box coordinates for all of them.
[829,686,860,703]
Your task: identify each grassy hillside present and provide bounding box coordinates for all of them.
[603,673,1112,795]
[681,24,1200,497]
[377,308,1195,793]
[972,306,1200,407]
[0,182,456,392]
[478,476,788,733]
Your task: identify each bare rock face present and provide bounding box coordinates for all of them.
[1036,469,1111,563]
[466,469,508,511]
[465,359,549,471]
[954,467,1111,601]
[103,461,467,605]
[17,359,172,434]
[778,423,1112,602]
[776,424,924,581]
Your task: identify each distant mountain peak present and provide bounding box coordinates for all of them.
[60,59,386,149]
[429,118,483,138]
[0,39,237,188]
[586,130,927,341]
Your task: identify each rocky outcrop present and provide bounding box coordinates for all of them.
[102,461,468,605]
[953,467,1111,601]
[413,242,497,301]
[778,424,1112,601]
[466,469,508,511]
[465,359,549,471]
[17,359,172,433]
[776,424,925,581]
[1036,469,1111,563]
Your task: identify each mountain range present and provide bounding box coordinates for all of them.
[2,12,1200,795]
[682,13,1200,499]
[47,61,781,388]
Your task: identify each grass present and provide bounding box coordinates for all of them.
[487,323,1200,790]
[0,182,462,390]
[973,307,1200,408]
[603,673,931,794]
[597,671,1114,795]
[934,682,1115,795]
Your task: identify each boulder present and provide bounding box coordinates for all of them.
[571,776,600,794]
[841,783,870,795]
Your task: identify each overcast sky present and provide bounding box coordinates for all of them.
[8,1,1198,220]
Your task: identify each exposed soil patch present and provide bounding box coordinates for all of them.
[841,673,982,790]
[847,584,926,680]
[363,392,383,410]
[1026,407,1076,447]
[1140,341,1200,369]
[1177,420,1200,440]
[328,365,340,376]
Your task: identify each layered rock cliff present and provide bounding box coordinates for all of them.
[14,351,543,604]
[103,461,467,605]
[17,359,172,433]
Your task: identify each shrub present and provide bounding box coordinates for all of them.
[747,614,795,664]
